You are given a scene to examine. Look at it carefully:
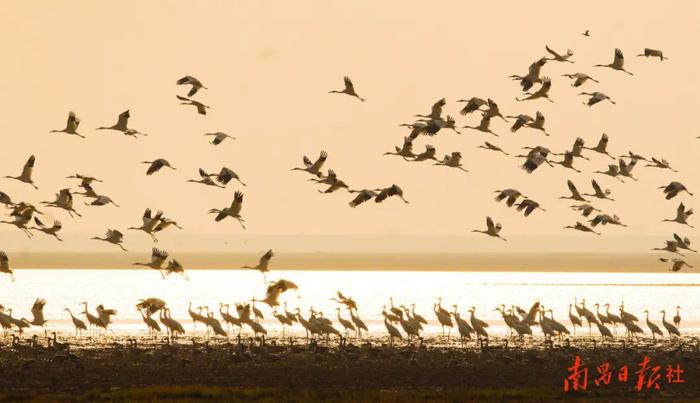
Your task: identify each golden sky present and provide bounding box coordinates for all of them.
[1,1,698,255]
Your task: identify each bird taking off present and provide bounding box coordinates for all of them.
[176,75,207,97]
[329,76,364,102]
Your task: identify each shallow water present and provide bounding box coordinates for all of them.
[1,269,696,337]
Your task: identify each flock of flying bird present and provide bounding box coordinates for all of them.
[0,30,697,345]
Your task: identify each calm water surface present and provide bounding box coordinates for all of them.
[2,270,696,336]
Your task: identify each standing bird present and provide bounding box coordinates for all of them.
[659,182,693,200]
[64,308,87,336]
[204,132,234,146]
[292,151,328,177]
[242,249,274,278]
[176,75,207,96]
[93,229,127,251]
[660,310,681,337]
[568,304,583,334]
[30,218,62,241]
[673,306,681,329]
[583,180,614,201]
[132,248,169,278]
[472,216,506,241]
[5,155,38,189]
[329,76,364,101]
[580,92,616,106]
[176,95,209,115]
[562,73,598,87]
[50,111,83,138]
[209,191,246,228]
[594,48,634,75]
[637,48,668,61]
[545,45,574,62]
[0,252,14,281]
[97,110,146,137]
[663,203,694,228]
[564,222,601,235]
[643,310,663,340]
[659,258,693,272]
[142,159,176,175]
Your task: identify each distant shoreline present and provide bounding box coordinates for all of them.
[5,252,697,272]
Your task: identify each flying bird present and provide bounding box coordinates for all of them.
[30,218,62,241]
[562,73,598,87]
[50,111,83,138]
[477,141,509,155]
[204,132,235,146]
[637,48,668,61]
[0,252,14,281]
[5,155,38,189]
[672,233,697,252]
[176,95,209,115]
[663,203,694,227]
[582,180,614,201]
[589,214,626,227]
[570,204,601,217]
[242,249,274,276]
[515,199,546,217]
[582,30,590,37]
[510,58,547,92]
[329,76,364,101]
[594,48,634,75]
[209,167,246,187]
[472,216,506,241]
[209,191,246,228]
[375,184,409,204]
[552,152,581,173]
[348,189,379,208]
[92,229,128,251]
[545,45,574,63]
[434,152,469,172]
[580,92,616,106]
[584,133,615,159]
[176,75,207,97]
[516,77,553,102]
[42,188,81,217]
[494,189,525,207]
[659,182,693,200]
[463,114,498,136]
[128,208,164,243]
[646,157,677,172]
[383,137,416,160]
[97,110,146,137]
[188,168,225,188]
[142,159,176,175]
[560,180,589,202]
[292,151,328,177]
[659,258,693,272]
[132,248,169,278]
[456,97,487,115]
[564,222,601,235]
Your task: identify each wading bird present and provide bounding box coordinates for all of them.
[176,95,209,115]
[674,306,681,329]
[50,111,83,138]
[176,75,207,96]
[329,76,364,101]
[97,110,146,137]
[142,159,176,175]
[92,229,127,251]
[472,216,506,241]
[562,73,598,87]
[5,155,38,189]
[209,191,245,228]
[594,48,634,75]
[204,132,234,146]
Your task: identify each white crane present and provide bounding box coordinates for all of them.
[209,191,246,228]
[92,229,127,251]
[142,158,176,175]
[176,75,207,96]
[329,76,364,101]
[50,111,84,138]
[97,110,146,137]
[204,132,235,146]
[562,73,598,87]
[594,48,634,75]
[5,155,38,189]
[176,95,209,115]
[472,216,506,241]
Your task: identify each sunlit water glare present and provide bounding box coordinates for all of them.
[2,269,697,337]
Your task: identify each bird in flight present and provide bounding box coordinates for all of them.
[637,48,668,61]
[594,48,634,75]
[204,132,235,146]
[50,111,84,138]
[176,75,207,97]
[472,216,506,241]
[5,155,38,189]
[329,76,364,102]
[142,159,176,175]
[176,95,209,115]
[96,110,147,137]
